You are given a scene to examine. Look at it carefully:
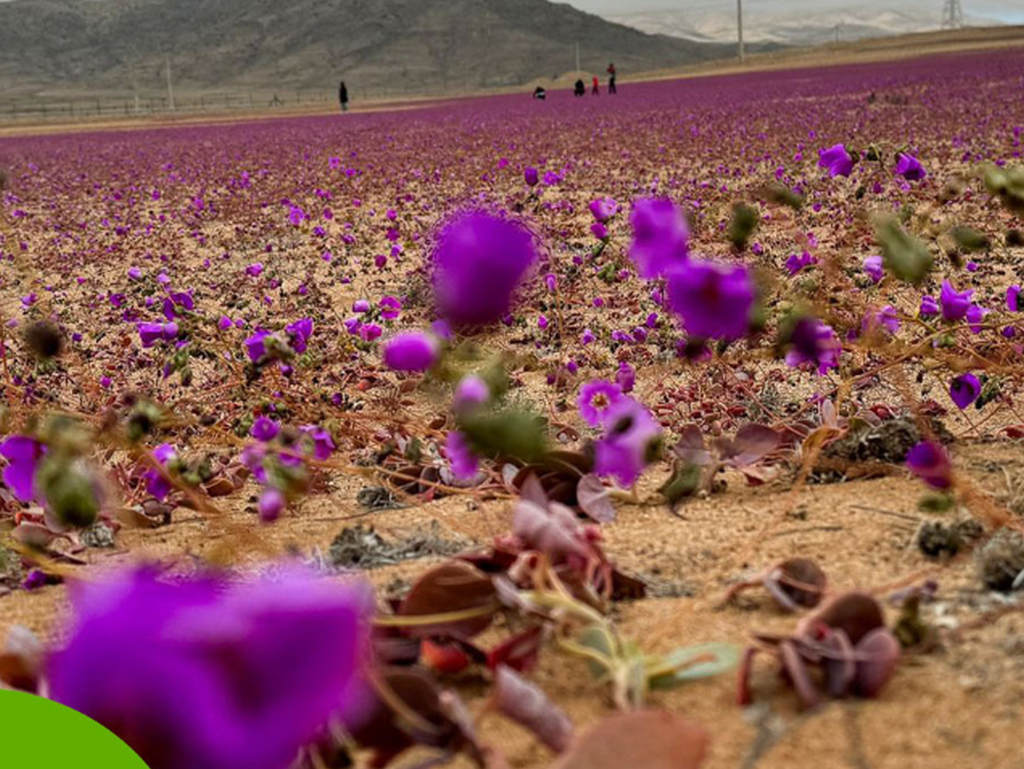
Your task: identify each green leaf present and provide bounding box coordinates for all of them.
[875,217,934,285]
[459,408,548,464]
[659,462,703,508]
[951,226,990,253]
[647,643,742,690]
[727,203,759,250]
[577,624,618,678]
[917,492,955,513]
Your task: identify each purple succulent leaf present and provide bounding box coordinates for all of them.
[576,474,616,524]
[494,665,574,753]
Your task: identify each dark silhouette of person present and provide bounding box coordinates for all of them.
[591,76,599,95]
[533,86,547,100]
[339,81,349,112]
[607,62,617,94]
[574,79,585,97]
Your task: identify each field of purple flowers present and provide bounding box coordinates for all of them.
[1,47,1024,769]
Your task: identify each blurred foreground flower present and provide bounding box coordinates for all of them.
[431,210,537,326]
[906,441,952,490]
[48,568,372,769]
[594,397,662,487]
[629,198,689,278]
[666,260,754,341]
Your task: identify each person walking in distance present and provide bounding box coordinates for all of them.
[338,81,349,113]
[607,62,617,94]
[591,76,599,95]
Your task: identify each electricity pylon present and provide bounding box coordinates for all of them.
[942,0,964,29]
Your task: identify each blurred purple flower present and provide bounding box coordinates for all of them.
[919,295,939,317]
[863,255,884,283]
[906,441,952,490]
[144,443,177,501]
[446,431,479,480]
[785,318,841,375]
[895,153,926,181]
[245,330,270,363]
[0,435,45,503]
[589,197,619,222]
[258,487,285,522]
[431,210,537,326]
[47,567,372,769]
[949,373,981,409]
[666,259,754,341]
[251,416,280,442]
[382,331,438,372]
[453,375,490,413]
[524,167,539,187]
[578,380,624,427]
[1008,285,1021,312]
[818,144,854,177]
[593,397,662,488]
[785,251,818,276]
[940,280,973,321]
[616,361,635,393]
[628,198,689,279]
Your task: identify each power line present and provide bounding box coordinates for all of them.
[942,0,965,28]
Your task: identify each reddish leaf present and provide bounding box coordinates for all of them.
[398,561,498,639]
[494,665,573,753]
[487,625,543,672]
[853,628,901,698]
[673,426,712,466]
[726,424,780,467]
[576,474,615,523]
[421,639,472,674]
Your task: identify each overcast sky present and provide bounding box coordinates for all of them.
[565,0,1024,23]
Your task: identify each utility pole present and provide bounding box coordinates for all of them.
[165,57,175,111]
[575,41,580,73]
[941,0,964,29]
[737,0,745,63]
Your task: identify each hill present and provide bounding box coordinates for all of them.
[0,0,761,97]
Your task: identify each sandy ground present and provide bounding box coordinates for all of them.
[4,437,1024,769]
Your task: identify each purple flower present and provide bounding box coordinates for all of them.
[245,262,264,277]
[300,426,336,461]
[616,361,635,393]
[251,416,280,442]
[245,330,270,363]
[895,153,927,181]
[379,296,402,320]
[950,373,981,409]
[352,299,371,314]
[0,435,45,503]
[864,305,900,335]
[1008,285,1021,312]
[578,380,624,427]
[286,318,314,352]
[628,198,690,279]
[940,280,973,322]
[818,144,854,177]
[537,315,549,330]
[361,324,383,342]
[785,318,841,375]
[47,567,371,769]
[258,487,285,522]
[593,397,662,488]
[128,267,143,280]
[453,375,490,413]
[785,251,818,276]
[524,167,539,187]
[446,431,479,480]
[863,255,884,283]
[431,210,537,326]
[666,259,754,341]
[581,328,595,345]
[589,197,619,223]
[967,304,988,334]
[906,441,952,490]
[382,331,438,372]
[137,322,178,348]
[144,444,177,501]
[590,222,609,240]
[542,170,561,186]
[919,295,939,317]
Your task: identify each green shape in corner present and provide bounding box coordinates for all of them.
[0,689,149,768]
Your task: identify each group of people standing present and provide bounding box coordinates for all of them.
[338,61,618,112]
[572,62,617,97]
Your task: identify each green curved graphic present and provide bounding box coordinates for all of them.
[0,689,149,768]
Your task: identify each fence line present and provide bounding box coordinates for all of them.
[0,87,417,124]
